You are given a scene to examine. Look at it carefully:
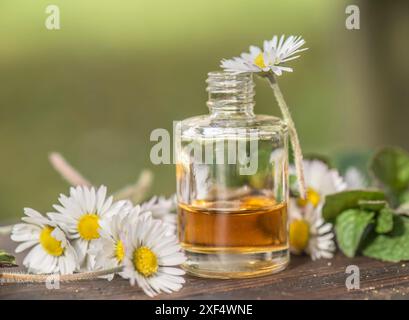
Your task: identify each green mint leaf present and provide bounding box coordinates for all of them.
[375,208,394,234]
[370,147,409,194]
[398,190,409,206]
[0,249,16,268]
[335,209,375,258]
[363,215,409,262]
[323,190,385,223]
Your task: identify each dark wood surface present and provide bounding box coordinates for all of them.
[1,234,409,300]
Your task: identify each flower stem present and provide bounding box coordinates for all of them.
[0,225,13,235]
[48,151,153,204]
[265,73,306,199]
[0,266,123,283]
[49,152,92,187]
[114,169,154,203]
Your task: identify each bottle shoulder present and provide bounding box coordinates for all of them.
[178,114,287,140]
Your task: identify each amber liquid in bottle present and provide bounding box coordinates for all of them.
[178,196,287,253]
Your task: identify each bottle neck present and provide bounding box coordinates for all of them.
[206,71,255,118]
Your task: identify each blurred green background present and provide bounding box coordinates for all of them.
[0,0,408,221]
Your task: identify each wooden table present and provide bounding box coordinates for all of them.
[1,234,409,300]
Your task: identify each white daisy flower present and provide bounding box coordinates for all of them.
[344,167,368,190]
[89,203,153,278]
[140,195,177,235]
[11,208,78,274]
[291,160,347,208]
[48,185,130,270]
[88,206,132,279]
[289,202,336,260]
[90,195,177,277]
[121,216,186,297]
[288,160,346,259]
[221,35,308,76]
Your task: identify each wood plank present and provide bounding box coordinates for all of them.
[1,234,408,300]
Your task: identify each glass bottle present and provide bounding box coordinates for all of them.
[175,71,289,278]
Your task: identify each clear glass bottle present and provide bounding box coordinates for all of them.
[175,71,289,278]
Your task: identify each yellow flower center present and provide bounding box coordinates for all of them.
[133,246,158,277]
[289,219,310,253]
[39,226,64,256]
[254,53,266,69]
[77,214,100,240]
[115,240,125,263]
[297,187,321,208]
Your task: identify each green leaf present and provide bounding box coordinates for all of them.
[398,190,409,206]
[375,208,394,234]
[323,190,385,223]
[335,209,375,258]
[358,200,387,211]
[0,249,16,268]
[363,215,409,262]
[370,147,409,193]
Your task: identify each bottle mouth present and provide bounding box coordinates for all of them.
[206,71,255,113]
[206,71,254,94]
